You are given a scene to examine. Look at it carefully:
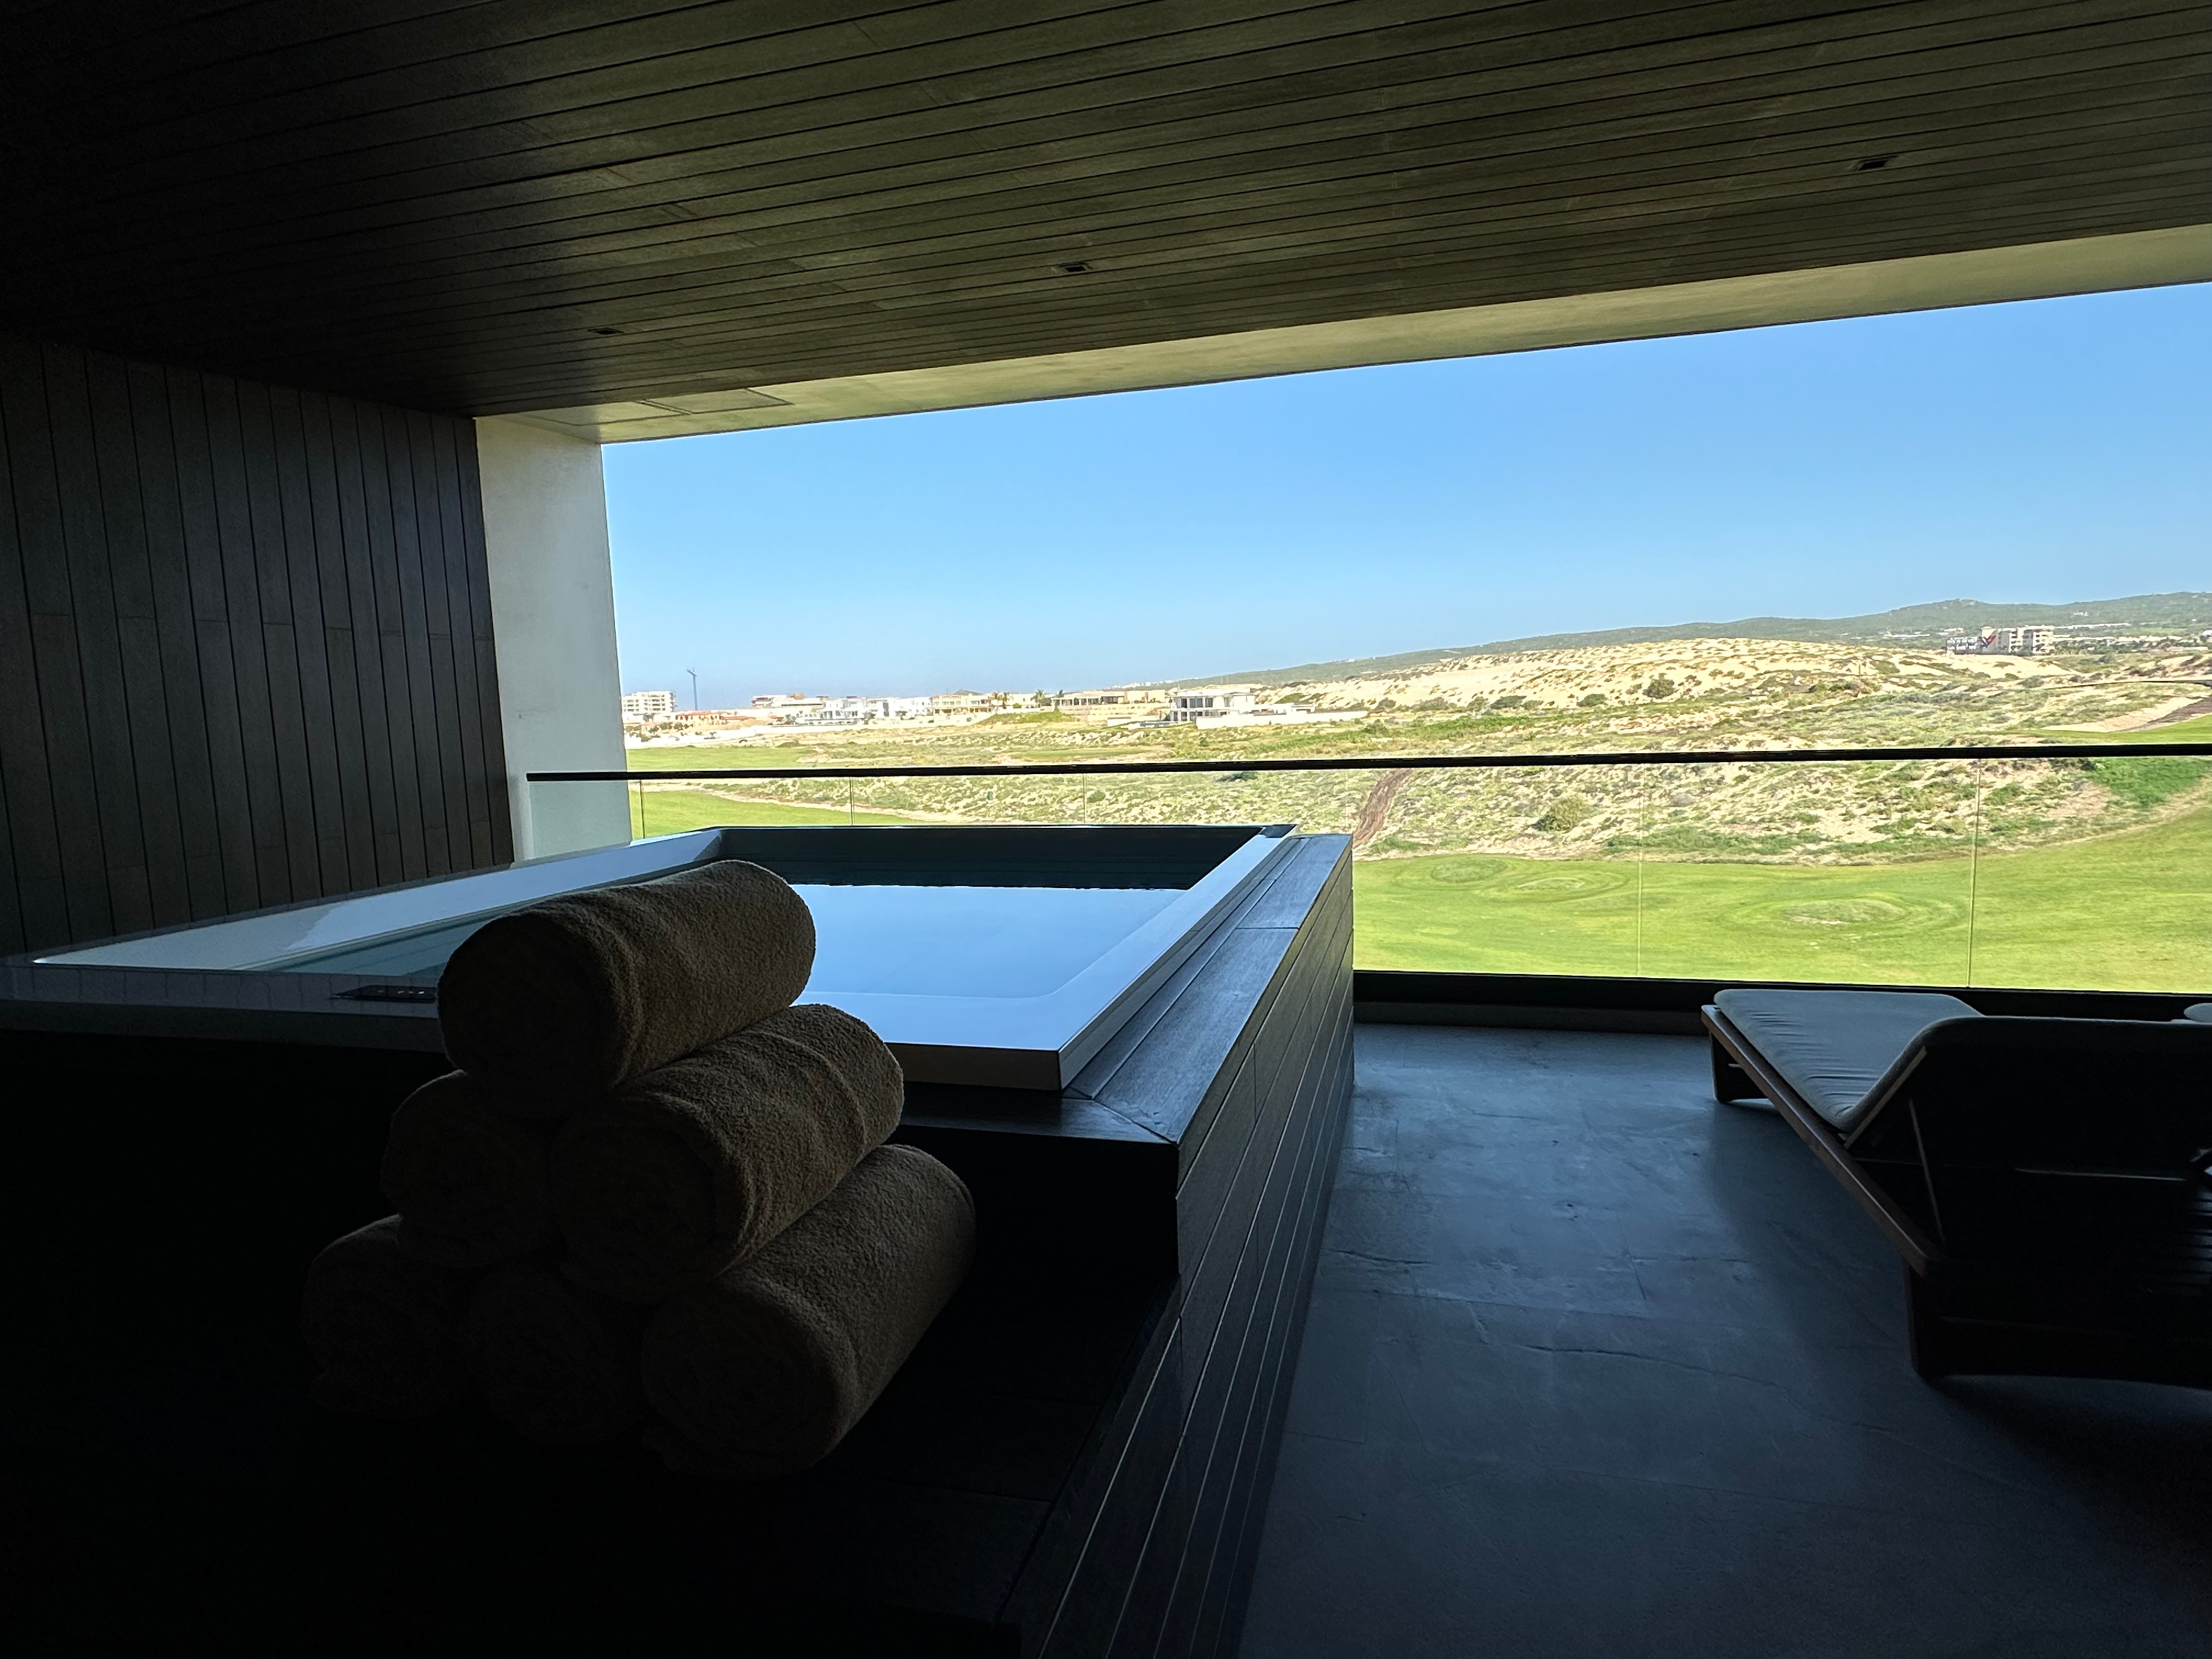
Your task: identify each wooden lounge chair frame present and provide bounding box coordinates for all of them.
[1704,1002,2212,1389]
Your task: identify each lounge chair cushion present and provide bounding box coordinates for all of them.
[1713,989,1981,1132]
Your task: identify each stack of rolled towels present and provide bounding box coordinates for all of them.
[299,858,975,1480]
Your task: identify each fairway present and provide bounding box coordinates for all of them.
[627,786,923,837]
[1354,805,2212,994]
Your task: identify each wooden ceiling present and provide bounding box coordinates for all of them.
[4,1,2208,417]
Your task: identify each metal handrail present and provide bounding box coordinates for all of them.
[531,740,2212,783]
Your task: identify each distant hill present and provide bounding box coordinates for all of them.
[1176,592,2212,688]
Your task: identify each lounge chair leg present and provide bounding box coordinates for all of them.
[1709,1039,1761,1104]
[1905,1268,1952,1381]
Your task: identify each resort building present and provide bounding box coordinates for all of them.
[780,695,934,725]
[620,690,679,722]
[1948,626,2059,655]
[662,709,769,734]
[1168,690,1259,723]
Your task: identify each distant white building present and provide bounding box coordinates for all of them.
[1164,686,1363,729]
[782,693,934,725]
[1059,687,1170,708]
[1167,690,1256,723]
[662,708,768,733]
[930,691,995,714]
[620,689,677,720]
[1945,627,2055,656]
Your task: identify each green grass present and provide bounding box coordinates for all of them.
[625,745,814,772]
[2090,755,2211,808]
[628,786,923,837]
[2074,710,2212,745]
[1354,804,2212,993]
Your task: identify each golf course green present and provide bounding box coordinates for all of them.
[627,785,921,836]
[1353,803,2212,992]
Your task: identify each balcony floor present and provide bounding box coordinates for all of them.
[1240,1024,2212,1658]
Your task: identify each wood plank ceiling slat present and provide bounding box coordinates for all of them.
[110,10,2212,290]
[4,1,2206,415]
[21,6,2159,250]
[193,70,2212,347]
[71,0,2153,230]
[66,50,2212,329]
[200,121,2212,371]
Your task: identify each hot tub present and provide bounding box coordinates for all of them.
[11,823,1296,1088]
[7,824,1355,1655]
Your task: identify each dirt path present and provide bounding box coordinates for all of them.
[1351,768,1415,848]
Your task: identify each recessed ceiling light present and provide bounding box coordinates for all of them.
[1852,154,1897,172]
[1056,261,1093,275]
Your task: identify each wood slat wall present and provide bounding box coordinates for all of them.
[0,335,511,957]
[3,2,2207,414]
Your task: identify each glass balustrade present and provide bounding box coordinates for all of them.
[532,745,2212,996]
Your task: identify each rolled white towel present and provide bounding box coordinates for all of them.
[438,859,816,1111]
[550,1004,904,1302]
[464,1257,648,1446]
[301,1216,475,1419]
[381,1071,557,1268]
[640,1146,974,1480]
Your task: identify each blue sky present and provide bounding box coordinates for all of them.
[605,283,2211,705]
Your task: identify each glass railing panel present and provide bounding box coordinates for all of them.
[1625,759,1981,986]
[633,765,1379,837]
[1961,754,2212,993]
[533,740,2212,998]
[1349,759,1990,984]
[1350,767,1642,975]
[628,776,917,836]
[522,778,634,857]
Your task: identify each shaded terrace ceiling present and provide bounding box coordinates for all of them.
[4,1,2208,433]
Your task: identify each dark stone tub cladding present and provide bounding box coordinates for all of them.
[4,834,1352,1657]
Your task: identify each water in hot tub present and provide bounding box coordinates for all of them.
[282,882,1184,997]
[799,883,1180,998]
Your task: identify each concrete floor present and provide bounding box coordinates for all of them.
[1238,1025,2212,1659]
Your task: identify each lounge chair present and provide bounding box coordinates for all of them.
[1702,989,2212,1387]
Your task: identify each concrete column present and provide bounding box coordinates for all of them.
[475,415,631,860]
